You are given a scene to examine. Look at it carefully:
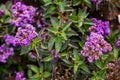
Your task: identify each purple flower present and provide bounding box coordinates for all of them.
[0,44,14,63]
[13,24,38,46]
[10,2,36,27]
[4,34,15,45]
[15,71,26,80]
[107,63,115,68]
[51,50,60,62]
[0,10,4,16]
[81,32,112,63]
[88,56,94,63]
[29,52,37,59]
[89,18,110,36]
[118,57,120,64]
[116,38,120,47]
[91,0,102,4]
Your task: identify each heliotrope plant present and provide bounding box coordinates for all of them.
[0,0,120,80]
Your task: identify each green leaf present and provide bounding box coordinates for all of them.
[61,59,72,65]
[60,31,67,40]
[28,70,33,78]
[48,37,55,51]
[43,0,52,6]
[97,70,106,79]
[30,74,41,79]
[73,64,79,74]
[80,63,90,73]
[73,0,81,6]
[73,49,79,61]
[43,55,52,62]
[61,40,70,51]
[113,46,118,59]
[39,65,43,73]
[78,22,83,27]
[62,22,72,31]
[55,36,62,53]
[21,45,31,55]
[66,31,78,37]
[50,17,59,29]
[48,27,58,34]
[28,65,39,73]
[44,71,51,78]
[58,2,65,13]
[84,0,91,8]
[32,37,41,47]
[44,6,56,18]
[95,60,102,69]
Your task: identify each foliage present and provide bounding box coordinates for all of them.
[0,0,120,80]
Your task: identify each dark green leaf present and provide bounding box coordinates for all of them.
[80,63,90,73]
[28,65,39,73]
[43,55,52,62]
[62,22,72,31]
[21,45,31,55]
[73,64,79,74]
[73,49,79,61]
[50,17,59,29]
[113,46,118,59]
[61,40,70,51]
[48,37,55,51]
[44,71,51,78]
[55,37,62,53]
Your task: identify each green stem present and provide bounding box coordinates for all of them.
[35,46,41,67]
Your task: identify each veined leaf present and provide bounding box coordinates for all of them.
[80,63,90,73]
[50,17,59,29]
[48,37,55,51]
[55,36,62,53]
[48,27,58,34]
[21,45,31,55]
[62,21,72,31]
[44,71,51,78]
[28,65,39,73]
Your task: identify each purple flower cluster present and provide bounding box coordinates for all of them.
[89,18,110,36]
[0,10,4,16]
[116,37,120,47]
[91,0,102,4]
[10,2,36,27]
[51,50,60,62]
[4,24,38,46]
[81,32,112,63]
[14,24,38,46]
[7,2,38,46]
[0,44,14,63]
[4,34,15,46]
[15,71,26,80]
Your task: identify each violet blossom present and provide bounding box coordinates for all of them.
[91,0,102,4]
[51,50,60,62]
[0,44,14,63]
[15,71,26,80]
[108,62,115,68]
[81,32,112,63]
[89,18,110,36]
[0,10,4,16]
[116,37,120,47]
[10,2,36,27]
[4,34,15,46]
[13,24,38,46]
